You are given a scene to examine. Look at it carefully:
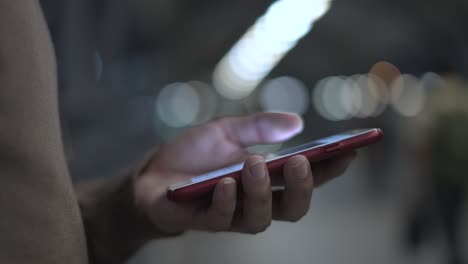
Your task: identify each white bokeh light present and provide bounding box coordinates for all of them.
[391,74,426,117]
[352,74,385,118]
[313,77,332,120]
[213,0,332,100]
[156,82,201,128]
[259,76,309,114]
[314,74,388,120]
[367,73,391,105]
[187,81,218,124]
[313,76,351,121]
[340,76,362,118]
[323,76,351,120]
[420,72,444,90]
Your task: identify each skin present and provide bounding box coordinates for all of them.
[135,112,357,234]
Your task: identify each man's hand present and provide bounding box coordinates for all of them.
[134,112,356,235]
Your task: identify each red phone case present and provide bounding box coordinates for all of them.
[167,128,383,201]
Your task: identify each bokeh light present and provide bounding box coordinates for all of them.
[323,76,352,120]
[156,82,201,128]
[391,74,426,117]
[187,81,219,124]
[367,73,391,105]
[340,76,362,118]
[314,74,389,121]
[353,74,386,117]
[369,61,401,88]
[313,77,336,121]
[259,76,309,115]
[213,0,332,100]
[420,72,444,90]
[313,76,350,121]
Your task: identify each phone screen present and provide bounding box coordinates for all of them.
[267,129,369,159]
[170,129,373,188]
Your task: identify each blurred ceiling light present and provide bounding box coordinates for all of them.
[313,77,333,120]
[367,73,390,105]
[314,74,387,121]
[156,82,201,127]
[391,74,426,117]
[420,72,443,90]
[352,74,386,118]
[187,81,219,124]
[259,76,309,115]
[366,74,388,116]
[213,0,332,100]
[313,76,350,121]
[369,61,400,104]
[369,61,401,87]
[322,76,350,120]
[340,76,362,117]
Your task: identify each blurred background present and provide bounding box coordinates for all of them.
[39,0,468,263]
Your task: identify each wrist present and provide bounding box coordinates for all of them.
[78,174,158,263]
[133,147,187,236]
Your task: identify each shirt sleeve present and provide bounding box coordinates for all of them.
[0,1,89,263]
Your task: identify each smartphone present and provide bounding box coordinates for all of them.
[167,128,383,201]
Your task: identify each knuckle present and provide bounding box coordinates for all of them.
[245,191,271,207]
[215,208,234,221]
[206,122,226,140]
[244,178,271,196]
[208,119,223,129]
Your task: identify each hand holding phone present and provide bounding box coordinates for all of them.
[167,128,383,201]
[134,112,378,235]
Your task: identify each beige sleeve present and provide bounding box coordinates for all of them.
[0,1,89,263]
[0,1,162,263]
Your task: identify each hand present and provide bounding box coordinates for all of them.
[134,112,356,235]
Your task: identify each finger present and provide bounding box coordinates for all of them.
[273,155,313,222]
[237,155,272,234]
[194,177,237,231]
[313,151,357,187]
[216,112,303,148]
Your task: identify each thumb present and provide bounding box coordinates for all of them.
[217,112,304,147]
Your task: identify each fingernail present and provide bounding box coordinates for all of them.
[291,158,308,179]
[249,159,266,178]
[223,178,235,198]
